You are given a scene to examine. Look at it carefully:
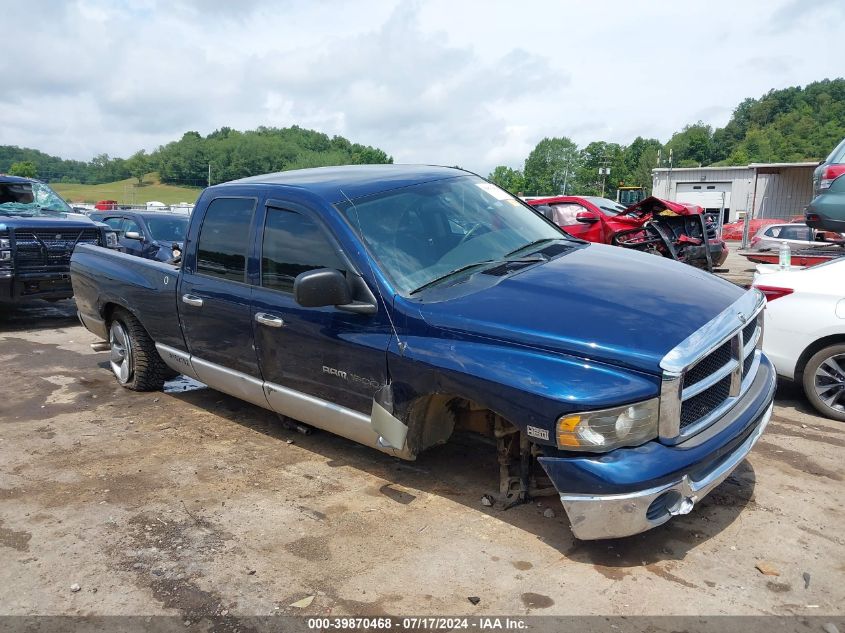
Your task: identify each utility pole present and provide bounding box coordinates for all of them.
[599,159,610,198]
[208,163,211,187]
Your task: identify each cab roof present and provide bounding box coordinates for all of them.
[223,164,469,203]
[0,174,39,184]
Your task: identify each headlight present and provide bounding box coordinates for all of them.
[105,231,119,247]
[556,398,659,452]
[0,238,10,249]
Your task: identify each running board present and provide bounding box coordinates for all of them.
[154,342,413,460]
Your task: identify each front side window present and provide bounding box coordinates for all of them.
[147,216,188,242]
[339,175,568,294]
[103,217,125,232]
[195,198,255,282]
[261,208,345,293]
[124,218,142,235]
[551,203,588,226]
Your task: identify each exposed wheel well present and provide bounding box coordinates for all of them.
[101,302,120,324]
[403,394,517,456]
[795,334,845,382]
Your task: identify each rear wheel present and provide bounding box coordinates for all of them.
[108,308,175,391]
[802,344,845,421]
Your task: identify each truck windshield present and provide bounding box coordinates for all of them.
[339,175,569,294]
[0,181,73,217]
[146,216,188,243]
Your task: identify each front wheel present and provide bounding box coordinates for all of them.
[108,308,176,391]
[802,344,845,421]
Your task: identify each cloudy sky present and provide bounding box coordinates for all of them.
[2,0,842,175]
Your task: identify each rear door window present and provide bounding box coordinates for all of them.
[195,198,256,282]
[261,208,345,293]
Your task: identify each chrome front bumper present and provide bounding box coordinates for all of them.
[559,401,773,540]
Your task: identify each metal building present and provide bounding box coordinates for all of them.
[651,162,817,223]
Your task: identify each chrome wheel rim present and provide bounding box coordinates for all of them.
[109,321,133,384]
[813,353,845,412]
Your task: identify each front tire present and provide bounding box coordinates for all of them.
[802,344,845,421]
[108,308,175,391]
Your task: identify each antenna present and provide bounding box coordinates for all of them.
[339,188,406,354]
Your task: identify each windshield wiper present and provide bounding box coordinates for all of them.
[409,260,498,295]
[504,238,563,259]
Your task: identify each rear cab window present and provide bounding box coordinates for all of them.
[195,198,256,282]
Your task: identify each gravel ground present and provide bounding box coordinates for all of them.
[1,274,843,619]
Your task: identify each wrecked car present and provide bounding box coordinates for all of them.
[70,165,774,540]
[527,195,728,271]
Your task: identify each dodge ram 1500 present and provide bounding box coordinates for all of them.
[70,165,775,539]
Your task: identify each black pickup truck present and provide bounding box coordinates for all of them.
[0,175,118,303]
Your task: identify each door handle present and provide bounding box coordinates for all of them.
[182,294,204,307]
[255,312,285,328]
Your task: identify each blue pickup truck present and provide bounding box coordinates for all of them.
[70,165,775,539]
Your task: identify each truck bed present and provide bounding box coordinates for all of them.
[70,244,185,349]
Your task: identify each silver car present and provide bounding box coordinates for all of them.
[748,223,818,251]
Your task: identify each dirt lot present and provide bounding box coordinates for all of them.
[1,289,843,620]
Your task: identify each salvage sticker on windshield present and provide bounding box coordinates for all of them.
[475,182,511,200]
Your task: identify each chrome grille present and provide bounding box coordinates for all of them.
[742,319,757,347]
[684,340,732,387]
[681,374,731,428]
[659,290,765,444]
[13,228,100,270]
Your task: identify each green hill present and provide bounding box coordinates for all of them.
[663,78,845,167]
[52,173,200,206]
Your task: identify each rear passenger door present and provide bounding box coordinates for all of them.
[251,200,387,414]
[178,196,265,404]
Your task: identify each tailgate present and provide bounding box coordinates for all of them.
[71,244,184,348]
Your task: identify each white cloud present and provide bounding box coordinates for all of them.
[1,0,841,176]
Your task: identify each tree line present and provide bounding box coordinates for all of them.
[0,125,392,187]
[488,78,845,198]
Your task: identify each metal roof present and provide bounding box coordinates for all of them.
[654,161,819,173]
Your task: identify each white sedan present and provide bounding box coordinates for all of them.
[752,258,845,421]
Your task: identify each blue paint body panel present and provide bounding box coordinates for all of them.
[70,164,773,509]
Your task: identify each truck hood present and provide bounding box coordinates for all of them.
[0,215,99,230]
[414,242,743,375]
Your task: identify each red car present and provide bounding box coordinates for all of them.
[94,199,119,211]
[526,195,728,270]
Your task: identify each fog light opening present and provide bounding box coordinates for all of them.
[646,489,694,522]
